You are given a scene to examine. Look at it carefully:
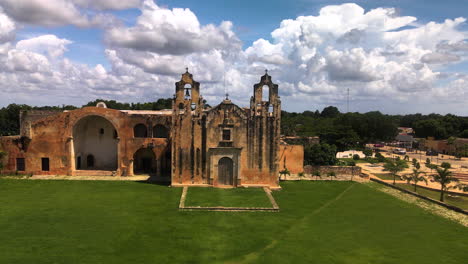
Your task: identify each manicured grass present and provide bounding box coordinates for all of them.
[185,187,272,207]
[0,179,467,264]
[375,173,402,181]
[396,183,468,210]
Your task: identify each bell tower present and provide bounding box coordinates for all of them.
[248,70,281,185]
[174,68,203,115]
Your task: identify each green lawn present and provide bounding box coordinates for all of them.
[0,179,467,264]
[396,183,468,210]
[375,173,402,181]
[185,187,272,207]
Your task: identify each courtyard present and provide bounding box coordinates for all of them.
[0,179,466,264]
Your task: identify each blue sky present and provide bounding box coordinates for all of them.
[1,0,467,114]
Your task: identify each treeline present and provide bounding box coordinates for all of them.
[1,101,467,142]
[395,114,468,139]
[282,106,468,146]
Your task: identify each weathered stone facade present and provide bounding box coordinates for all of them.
[0,71,303,188]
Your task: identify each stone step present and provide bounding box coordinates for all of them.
[74,170,115,176]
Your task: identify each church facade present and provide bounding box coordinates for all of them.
[0,71,303,188]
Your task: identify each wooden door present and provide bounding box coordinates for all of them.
[218,157,233,185]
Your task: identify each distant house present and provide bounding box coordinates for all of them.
[395,134,414,149]
[398,127,414,135]
[424,137,468,155]
[336,150,365,159]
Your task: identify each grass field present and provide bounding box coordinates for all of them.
[0,179,467,264]
[185,187,272,207]
[374,173,402,181]
[396,183,468,210]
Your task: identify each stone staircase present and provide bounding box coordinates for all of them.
[74,170,115,176]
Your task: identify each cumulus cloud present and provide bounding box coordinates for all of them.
[105,0,241,55]
[0,0,90,27]
[0,9,15,43]
[16,35,72,58]
[0,2,468,114]
[73,0,141,10]
[421,52,460,64]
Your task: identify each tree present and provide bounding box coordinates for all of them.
[425,158,436,173]
[298,171,305,179]
[304,143,337,166]
[320,106,340,118]
[431,164,459,202]
[279,168,290,180]
[401,162,427,192]
[312,171,322,180]
[327,171,337,181]
[383,159,409,185]
[363,149,373,158]
[375,152,386,162]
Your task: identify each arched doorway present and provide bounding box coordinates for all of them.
[73,115,118,170]
[133,148,156,174]
[218,157,234,185]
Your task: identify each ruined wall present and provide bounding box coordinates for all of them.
[0,107,172,176]
[278,145,304,174]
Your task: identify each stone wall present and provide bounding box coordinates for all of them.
[278,144,304,174]
[303,165,361,175]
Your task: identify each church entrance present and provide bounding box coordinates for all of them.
[218,157,234,185]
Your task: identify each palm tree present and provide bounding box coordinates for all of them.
[298,171,304,180]
[401,162,427,192]
[383,159,408,185]
[312,171,322,180]
[431,164,459,202]
[327,171,337,181]
[279,168,290,180]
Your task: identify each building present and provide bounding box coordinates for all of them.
[0,70,303,188]
[336,150,365,159]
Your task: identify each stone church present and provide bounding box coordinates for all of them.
[0,70,303,188]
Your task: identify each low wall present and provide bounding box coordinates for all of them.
[303,165,361,175]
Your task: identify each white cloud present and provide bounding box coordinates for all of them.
[0,8,15,43]
[0,2,467,114]
[421,52,460,64]
[73,0,141,10]
[16,35,72,58]
[0,0,90,27]
[105,0,241,55]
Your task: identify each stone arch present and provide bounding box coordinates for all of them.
[153,124,168,138]
[133,148,156,174]
[73,115,118,170]
[262,85,269,102]
[134,123,148,138]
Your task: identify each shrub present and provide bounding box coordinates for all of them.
[375,152,386,162]
[298,171,305,178]
[352,154,360,160]
[363,149,373,158]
